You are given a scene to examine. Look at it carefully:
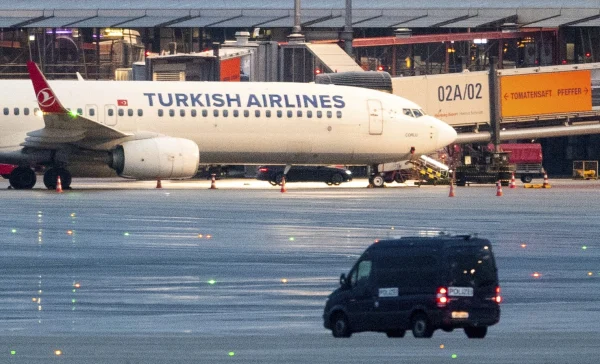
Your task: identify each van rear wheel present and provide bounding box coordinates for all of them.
[464,326,487,338]
[386,329,405,338]
[331,313,351,338]
[412,313,434,338]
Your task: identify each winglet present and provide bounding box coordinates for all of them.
[27,61,67,114]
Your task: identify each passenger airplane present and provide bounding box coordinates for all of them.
[0,61,456,189]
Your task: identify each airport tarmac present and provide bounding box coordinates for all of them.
[0,177,599,363]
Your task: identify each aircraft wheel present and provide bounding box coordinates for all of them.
[44,167,72,189]
[9,167,36,189]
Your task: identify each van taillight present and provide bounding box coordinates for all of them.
[495,286,502,304]
[437,287,448,307]
[259,168,268,173]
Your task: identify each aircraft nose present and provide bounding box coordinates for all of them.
[434,118,457,148]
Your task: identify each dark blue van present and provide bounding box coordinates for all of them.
[323,235,501,339]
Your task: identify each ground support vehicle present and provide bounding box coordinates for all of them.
[573,160,598,180]
[323,234,501,339]
[500,144,544,183]
[373,155,450,187]
[455,148,512,186]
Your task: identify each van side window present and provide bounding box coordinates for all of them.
[351,260,372,287]
[377,250,438,289]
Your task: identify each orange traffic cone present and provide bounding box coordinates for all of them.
[56,175,63,193]
[156,179,162,189]
[209,173,217,189]
[496,180,503,197]
[509,172,516,189]
[448,181,455,197]
[542,173,550,188]
[280,175,287,193]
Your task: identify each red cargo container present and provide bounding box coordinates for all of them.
[500,144,544,183]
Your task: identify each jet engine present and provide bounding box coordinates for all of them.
[110,137,199,179]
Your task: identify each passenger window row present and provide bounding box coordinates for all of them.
[2,107,145,118]
[3,107,39,116]
[107,109,144,117]
[3,106,345,120]
[155,109,343,119]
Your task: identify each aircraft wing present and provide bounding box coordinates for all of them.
[23,61,132,148]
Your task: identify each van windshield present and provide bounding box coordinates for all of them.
[447,245,496,287]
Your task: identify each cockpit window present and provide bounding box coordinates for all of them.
[403,108,414,117]
[413,109,424,118]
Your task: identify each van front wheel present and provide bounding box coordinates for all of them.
[331,313,351,338]
[412,313,434,338]
[464,326,487,338]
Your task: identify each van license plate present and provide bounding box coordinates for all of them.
[452,311,469,319]
[448,287,474,297]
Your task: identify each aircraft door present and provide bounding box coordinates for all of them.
[85,105,98,122]
[367,99,383,135]
[104,105,117,126]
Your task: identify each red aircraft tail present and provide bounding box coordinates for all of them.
[27,61,67,114]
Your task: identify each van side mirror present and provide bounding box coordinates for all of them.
[339,273,347,286]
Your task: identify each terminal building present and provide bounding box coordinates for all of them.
[1,0,600,175]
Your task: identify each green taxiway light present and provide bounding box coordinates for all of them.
[582,246,587,250]
[289,237,295,241]
[10,350,16,355]
[208,280,216,285]
[11,229,17,233]
[451,354,457,359]
[124,232,130,236]
[228,352,235,356]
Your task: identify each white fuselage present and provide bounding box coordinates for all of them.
[0,80,456,166]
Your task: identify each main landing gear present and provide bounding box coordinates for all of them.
[43,167,72,190]
[8,166,36,189]
[7,166,72,190]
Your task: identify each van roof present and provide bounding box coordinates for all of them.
[368,235,492,251]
